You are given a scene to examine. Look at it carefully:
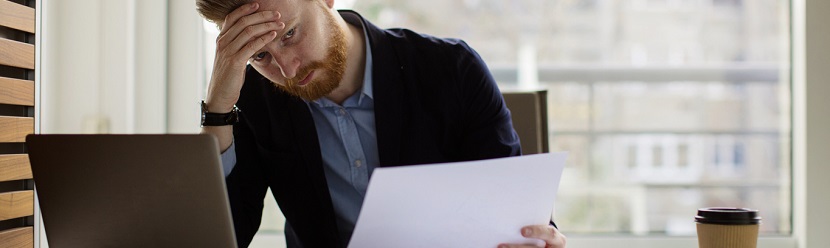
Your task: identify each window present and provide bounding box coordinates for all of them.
[347,0,791,235]
[201,0,792,245]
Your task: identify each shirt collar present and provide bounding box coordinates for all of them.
[343,12,374,103]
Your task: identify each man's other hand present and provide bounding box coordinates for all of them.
[498,225,566,248]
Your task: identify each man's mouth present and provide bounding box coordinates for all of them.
[297,70,315,86]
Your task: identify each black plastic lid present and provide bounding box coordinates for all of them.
[695,207,761,225]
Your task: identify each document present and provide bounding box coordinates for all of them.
[348,153,567,248]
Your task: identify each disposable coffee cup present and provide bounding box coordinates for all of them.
[695,207,761,248]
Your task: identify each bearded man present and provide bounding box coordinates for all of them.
[196,0,567,247]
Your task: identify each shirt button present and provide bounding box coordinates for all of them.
[355,159,363,168]
[339,108,346,116]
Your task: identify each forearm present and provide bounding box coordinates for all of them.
[202,87,238,152]
[202,125,234,153]
[200,96,235,152]
[198,1,283,154]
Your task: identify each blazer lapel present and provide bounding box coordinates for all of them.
[283,96,341,241]
[285,98,326,197]
[361,16,405,168]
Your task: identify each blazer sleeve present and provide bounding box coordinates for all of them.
[451,40,522,159]
[450,41,560,228]
[225,111,269,248]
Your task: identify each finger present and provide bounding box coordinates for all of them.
[235,31,279,61]
[220,10,281,47]
[546,227,566,248]
[224,20,285,54]
[220,3,259,35]
[497,244,538,248]
[220,2,260,35]
[520,225,559,243]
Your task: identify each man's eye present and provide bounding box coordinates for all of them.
[283,28,296,40]
[253,52,268,61]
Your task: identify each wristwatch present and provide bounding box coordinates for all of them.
[201,100,240,126]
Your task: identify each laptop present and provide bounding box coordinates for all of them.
[26,134,237,248]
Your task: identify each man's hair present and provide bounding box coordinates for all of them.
[196,0,252,23]
[196,0,316,24]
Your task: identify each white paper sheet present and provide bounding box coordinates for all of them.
[348,153,567,248]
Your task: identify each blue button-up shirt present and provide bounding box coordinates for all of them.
[220,12,376,245]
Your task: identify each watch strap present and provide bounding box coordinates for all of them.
[201,100,240,126]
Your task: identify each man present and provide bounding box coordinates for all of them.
[196,0,567,247]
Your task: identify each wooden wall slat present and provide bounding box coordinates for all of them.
[0,227,33,248]
[0,191,33,221]
[0,77,34,106]
[0,155,31,182]
[0,1,35,33]
[0,1,36,246]
[0,38,34,70]
[0,117,33,143]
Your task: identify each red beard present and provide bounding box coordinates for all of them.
[277,10,347,101]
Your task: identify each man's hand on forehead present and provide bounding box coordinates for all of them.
[214,2,287,61]
[203,1,286,114]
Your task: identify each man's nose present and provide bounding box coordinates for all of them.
[274,52,301,79]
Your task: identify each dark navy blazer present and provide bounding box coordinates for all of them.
[226,10,521,248]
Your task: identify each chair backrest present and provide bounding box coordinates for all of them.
[0,1,36,247]
[502,89,549,155]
